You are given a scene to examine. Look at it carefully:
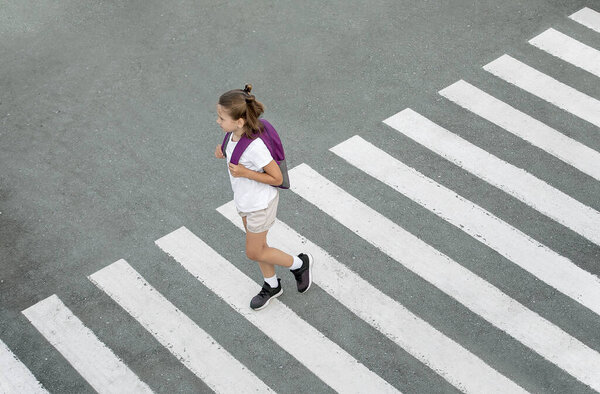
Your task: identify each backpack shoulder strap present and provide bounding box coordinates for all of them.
[229,134,254,165]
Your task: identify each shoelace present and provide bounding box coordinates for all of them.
[292,267,305,280]
[258,284,273,298]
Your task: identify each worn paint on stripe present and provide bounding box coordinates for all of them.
[89,260,273,394]
[217,200,526,394]
[383,109,600,246]
[439,80,600,181]
[331,135,600,317]
[570,7,600,33]
[22,295,152,394]
[288,163,600,392]
[483,55,600,127]
[0,339,47,393]
[529,28,600,77]
[155,227,399,394]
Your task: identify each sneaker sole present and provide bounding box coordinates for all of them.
[252,287,283,311]
[299,253,314,293]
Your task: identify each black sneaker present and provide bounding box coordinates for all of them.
[290,253,313,293]
[250,279,283,310]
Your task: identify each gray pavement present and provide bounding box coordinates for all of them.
[1,0,599,392]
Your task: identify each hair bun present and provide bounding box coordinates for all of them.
[243,84,253,94]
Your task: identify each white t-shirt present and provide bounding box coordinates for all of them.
[226,134,277,213]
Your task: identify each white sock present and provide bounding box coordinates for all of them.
[289,255,303,270]
[264,275,279,288]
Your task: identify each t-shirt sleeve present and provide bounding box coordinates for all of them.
[246,138,274,169]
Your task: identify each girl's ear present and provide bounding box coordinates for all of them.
[236,117,245,129]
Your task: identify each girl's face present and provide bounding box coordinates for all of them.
[216,104,243,133]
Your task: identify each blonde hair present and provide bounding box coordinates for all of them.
[218,84,265,138]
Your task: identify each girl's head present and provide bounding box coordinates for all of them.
[217,84,265,137]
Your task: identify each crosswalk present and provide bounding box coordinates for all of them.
[529,28,600,77]
[0,339,47,393]
[155,228,398,393]
[89,260,274,394]
[3,6,599,393]
[288,163,600,391]
[483,55,600,128]
[330,136,600,316]
[216,201,526,393]
[570,7,600,33]
[385,109,600,247]
[439,80,600,181]
[22,295,153,394]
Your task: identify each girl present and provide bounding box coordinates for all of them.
[215,84,314,310]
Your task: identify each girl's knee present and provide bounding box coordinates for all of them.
[246,233,268,261]
[246,245,264,261]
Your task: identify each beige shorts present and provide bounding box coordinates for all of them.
[238,191,279,233]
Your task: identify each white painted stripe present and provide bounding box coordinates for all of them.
[483,55,600,127]
[155,227,398,394]
[0,339,47,393]
[288,163,600,392]
[383,109,600,246]
[21,295,152,394]
[331,136,600,317]
[570,7,600,33]
[216,201,526,394]
[88,260,273,394]
[529,28,600,77]
[439,80,600,181]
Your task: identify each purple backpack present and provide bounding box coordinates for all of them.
[221,119,290,189]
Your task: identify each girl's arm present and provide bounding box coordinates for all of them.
[228,161,283,186]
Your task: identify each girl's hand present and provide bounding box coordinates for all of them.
[228,163,249,178]
[215,144,225,159]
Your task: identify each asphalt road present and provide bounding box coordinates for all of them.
[1,0,599,392]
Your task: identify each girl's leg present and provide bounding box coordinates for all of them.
[241,216,313,311]
[242,217,293,276]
